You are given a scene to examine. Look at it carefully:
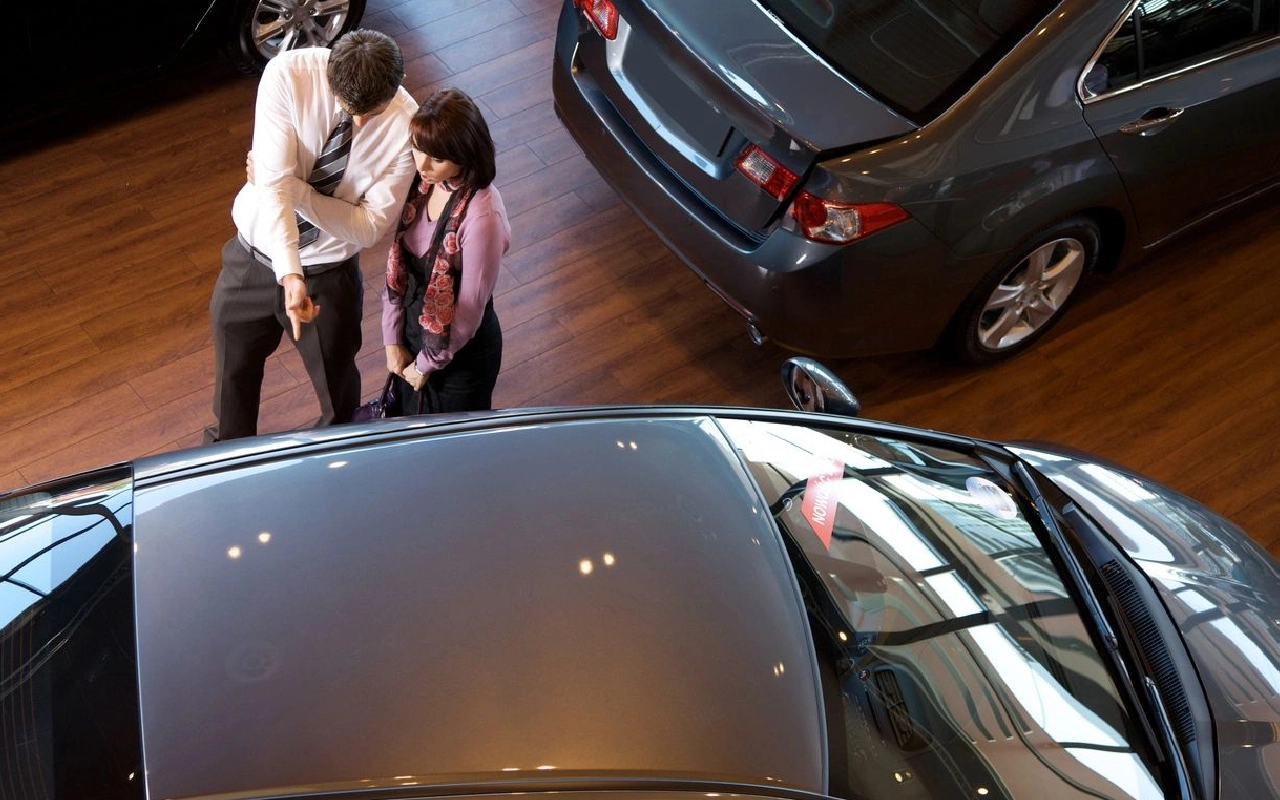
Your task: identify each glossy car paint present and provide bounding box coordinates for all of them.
[1081,37,1280,244]
[130,415,825,800]
[6,406,1280,799]
[552,0,1280,357]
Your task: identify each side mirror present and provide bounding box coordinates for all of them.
[781,357,861,417]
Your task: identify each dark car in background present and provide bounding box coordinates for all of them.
[553,0,1280,363]
[6,0,364,134]
[3,359,1279,800]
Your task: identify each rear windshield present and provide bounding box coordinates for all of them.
[760,0,1058,118]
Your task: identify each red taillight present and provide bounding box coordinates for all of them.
[574,0,619,39]
[737,143,908,243]
[790,194,910,244]
[736,144,798,201]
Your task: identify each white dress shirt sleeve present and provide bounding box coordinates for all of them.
[292,147,417,248]
[249,56,307,282]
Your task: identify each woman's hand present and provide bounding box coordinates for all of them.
[246,150,255,185]
[387,344,428,390]
[385,344,412,374]
[402,363,428,392]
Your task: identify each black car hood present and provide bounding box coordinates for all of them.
[130,415,825,800]
[1013,445,1280,800]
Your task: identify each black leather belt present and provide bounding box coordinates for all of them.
[238,233,275,268]
[237,234,351,275]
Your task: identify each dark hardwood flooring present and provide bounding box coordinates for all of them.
[2,0,1279,556]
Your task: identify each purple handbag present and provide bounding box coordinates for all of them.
[351,374,398,422]
[351,373,431,422]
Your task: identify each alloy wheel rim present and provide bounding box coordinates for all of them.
[250,0,352,60]
[976,236,1085,352]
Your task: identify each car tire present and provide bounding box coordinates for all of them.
[945,217,1100,365]
[223,0,367,75]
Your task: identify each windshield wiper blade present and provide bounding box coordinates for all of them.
[1144,676,1197,800]
[1010,461,1202,799]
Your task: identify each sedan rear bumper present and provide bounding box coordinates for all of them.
[552,24,965,357]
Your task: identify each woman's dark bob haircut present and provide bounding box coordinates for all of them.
[409,88,497,190]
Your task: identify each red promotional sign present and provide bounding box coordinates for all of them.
[801,460,844,548]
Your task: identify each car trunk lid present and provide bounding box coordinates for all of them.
[569,0,916,236]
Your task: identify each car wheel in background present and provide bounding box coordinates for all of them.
[223,0,367,74]
[945,217,1100,365]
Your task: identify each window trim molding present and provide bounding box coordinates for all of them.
[1079,0,1280,103]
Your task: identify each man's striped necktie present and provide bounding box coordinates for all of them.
[297,112,353,248]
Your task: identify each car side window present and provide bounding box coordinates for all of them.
[0,469,142,800]
[1091,0,1278,93]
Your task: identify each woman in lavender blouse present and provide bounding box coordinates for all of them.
[382,87,511,413]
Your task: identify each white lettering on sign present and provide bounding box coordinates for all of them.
[811,488,831,525]
[802,459,845,548]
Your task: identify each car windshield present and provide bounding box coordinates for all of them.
[758,0,1058,119]
[716,418,1167,800]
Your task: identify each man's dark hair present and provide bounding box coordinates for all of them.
[327,29,405,115]
[409,88,497,190]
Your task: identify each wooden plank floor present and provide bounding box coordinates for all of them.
[2,0,1278,557]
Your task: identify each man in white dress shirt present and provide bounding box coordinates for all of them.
[206,28,417,442]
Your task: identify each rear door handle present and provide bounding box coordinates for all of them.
[1119,107,1185,135]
